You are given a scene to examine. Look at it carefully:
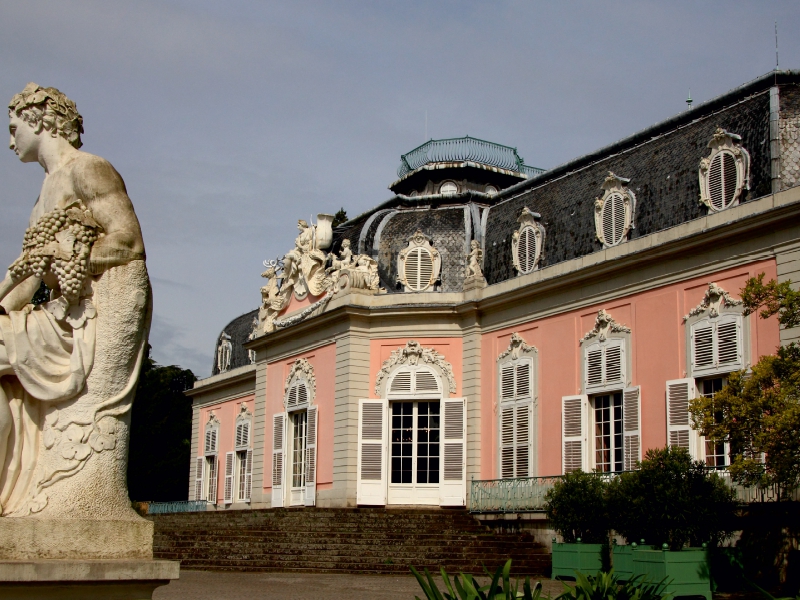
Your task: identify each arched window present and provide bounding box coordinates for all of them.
[485,185,498,196]
[196,412,220,503]
[699,128,750,213]
[439,181,458,195]
[512,208,544,275]
[594,172,635,249]
[224,404,253,505]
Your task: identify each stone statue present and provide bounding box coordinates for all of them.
[259,264,289,333]
[465,239,484,278]
[327,239,353,274]
[216,332,232,373]
[282,219,330,297]
[1,83,151,551]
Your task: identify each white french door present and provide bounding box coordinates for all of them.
[387,401,440,505]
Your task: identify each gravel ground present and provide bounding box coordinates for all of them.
[152,569,568,600]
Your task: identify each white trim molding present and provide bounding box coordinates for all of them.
[594,172,636,249]
[683,282,744,322]
[699,128,751,213]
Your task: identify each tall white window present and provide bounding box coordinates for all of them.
[497,333,537,479]
[202,421,219,504]
[273,359,319,508]
[699,128,750,213]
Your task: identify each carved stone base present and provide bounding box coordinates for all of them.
[0,519,153,560]
[0,559,179,599]
[463,275,487,291]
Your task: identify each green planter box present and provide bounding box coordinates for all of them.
[551,541,604,580]
[612,544,656,581]
[632,547,711,600]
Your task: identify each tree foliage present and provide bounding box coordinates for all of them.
[332,207,348,228]
[606,447,736,550]
[127,345,196,501]
[689,274,800,498]
[545,470,609,543]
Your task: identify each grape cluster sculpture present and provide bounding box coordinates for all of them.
[9,201,102,305]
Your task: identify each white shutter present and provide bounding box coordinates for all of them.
[666,379,699,460]
[440,397,466,506]
[562,395,588,473]
[691,320,714,374]
[717,314,743,369]
[304,406,318,506]
[194,456,204,501]
[585,339,625,391]
[623,386,641,471]
[500,363,515,401]
[357,399,387,505]
[244,449,253,503]
[604,341,624,386]
[691,315,743,376]
[271,413,285,508]
[207,455,218,504]
[500,405,515,478]
[223,451,235,504]
[586,344,603,388]
[515,402,532,477]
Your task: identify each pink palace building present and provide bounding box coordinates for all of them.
[187,71,800,511]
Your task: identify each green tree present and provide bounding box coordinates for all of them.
[607,447,736,549]
[127,345,196,501]
[689,274,800,498]
[332,207,348,228]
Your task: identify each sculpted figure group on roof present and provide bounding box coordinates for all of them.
[258,218,383,334]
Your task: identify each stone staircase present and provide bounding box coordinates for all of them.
[149,507,551,576]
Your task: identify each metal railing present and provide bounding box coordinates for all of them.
[146,500,208,515]
[397,136,546,178]
[469,471,800,514]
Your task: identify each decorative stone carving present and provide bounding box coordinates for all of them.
[374,340,456,396]
[206,411,220,427]
[497,332,534,361]
[397,230,441,292]
[465,240,484,279]
[580,310,631,344]
[328,241,383,293]
[259,261,290,334]
[327,239,354,274]
[273,290,333,329]
[594,172,635,249]
[683,282,743,322]
[236,402,252,420]
[512,208,545,274]
[699,128,751,212]
[216,331,232,373]
[284,358,316,399]
[0,83,150,527]
[282,217,333,299]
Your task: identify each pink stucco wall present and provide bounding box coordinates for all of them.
[480,260,781,479]
[262,342,337,493]
[369,337,463,398]
[197,395,255,504]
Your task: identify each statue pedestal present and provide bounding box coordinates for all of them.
[463,275,487,291]
[0,559,179,599]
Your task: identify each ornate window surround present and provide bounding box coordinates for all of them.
[374,340,457,399]
[579,310,632,394]
[683,282,749,377]
[234,402,253,450]
[512,208,545,275]
[397,230,442,293]
[594,172,636,249]
[204,411,220,455]
[698,128,751,213]
[284,358,316,411]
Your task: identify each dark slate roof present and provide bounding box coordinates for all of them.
[483,82,773,283]
[211,309,258,376]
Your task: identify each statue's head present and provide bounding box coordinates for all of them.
[342,239,351,249]
[471,240,480,250]
[298,219,308,229]
[8,83,83,150]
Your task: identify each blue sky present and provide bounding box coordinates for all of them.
[2,1,799,376]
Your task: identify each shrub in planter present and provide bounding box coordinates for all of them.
[545,471,609,543]
[606,446,737,550]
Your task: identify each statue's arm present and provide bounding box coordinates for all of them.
[74,156,145,275]
[0,274,39,312]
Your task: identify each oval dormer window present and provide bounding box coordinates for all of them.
[439,181,457,196]
[485,185,498,196]
[600,192,626,247]
[516,226,538,274]
[404,247,434,291]
[707,151,738,211]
